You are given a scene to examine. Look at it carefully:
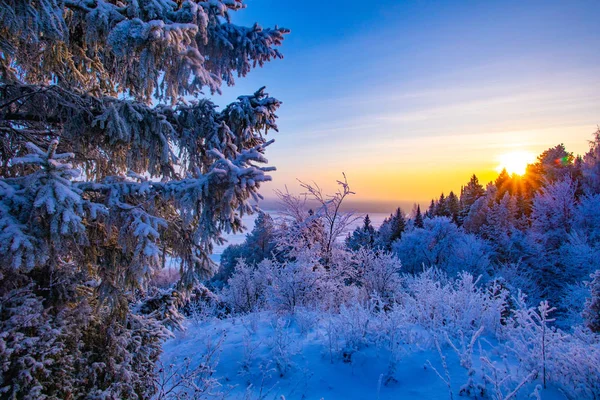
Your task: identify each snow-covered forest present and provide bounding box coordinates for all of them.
[0,0,599,399]
[163,144,600,399]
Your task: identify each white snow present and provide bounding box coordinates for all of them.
[161,312,567,400]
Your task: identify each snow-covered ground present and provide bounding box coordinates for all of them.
[160,312,565,400]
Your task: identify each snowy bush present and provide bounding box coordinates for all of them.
[401,269,505,336]
[335,301,374,362]
[558,282,589,328]
[316,249,361,311]
[446,326,486,397]
[267,318,299,377]
[274,176,358,267]
[155,331,227,399]
[268,258,324,314]
[352,249,403,304]
[222,259,271,314]
[549,327,600,399]
[478,354,538,400]
[504,294,563,389]
[393,217,491,276]
[583,270,600,333]
[183,283,226,324]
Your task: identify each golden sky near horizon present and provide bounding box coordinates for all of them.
[262,123,596,205]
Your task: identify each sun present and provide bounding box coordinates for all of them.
[496,150,536,176]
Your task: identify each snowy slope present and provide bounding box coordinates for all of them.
[160,312,565,400]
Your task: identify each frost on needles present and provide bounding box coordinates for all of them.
[0,0,288,397]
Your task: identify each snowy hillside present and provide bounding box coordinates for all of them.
[160,309,571,400]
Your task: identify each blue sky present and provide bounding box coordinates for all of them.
[212,0,600,205]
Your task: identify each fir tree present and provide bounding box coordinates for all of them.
[459,174,486,224]
[528,178,577,301]
[461,174,486,208]
[346,214,376,251]
[0,0,288,396]
[425,199,436,218]
[435,193,448,217]
[414,204,424,228]
[480,191,518,263]
[446,191,460,224]
[244,211,277,264]
[376,207,406,251]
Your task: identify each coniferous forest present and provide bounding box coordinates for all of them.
[0,0,599,399]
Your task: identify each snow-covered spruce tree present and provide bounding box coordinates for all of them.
[528,178,577,302]
[582,128,600,194]
[0,0,287,397]
[375,207,405,251]
[458,174,485,224]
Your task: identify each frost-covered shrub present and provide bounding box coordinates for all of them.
[401,269,506,336]
[182,283,227,323]
[478,354,538,400]
[549,328,600,399]
[583,270,600,333]
[267,318,298,377]
[501,298,600,398]
[155,331,226,400]
[353,249,402,304]
[495,262,541,303]
[482,279,512,335]
[446,326,486,397]
[504,294,563,388]
[293,307,321,336]
[268,257,324,314]
[400,268,452,331]
[558,282,589,328]
[316,249,361,311]
[331,301,374,362]
[393,217,490,276]
[550,327,600,399]
[222,259,271,314]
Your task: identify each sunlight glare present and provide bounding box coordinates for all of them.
[496,150,536,176]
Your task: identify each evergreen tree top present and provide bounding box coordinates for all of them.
[1,0,289,104]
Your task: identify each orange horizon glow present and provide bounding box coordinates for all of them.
[266,125,594,206]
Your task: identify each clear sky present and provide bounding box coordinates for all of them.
[211,0,600,208]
